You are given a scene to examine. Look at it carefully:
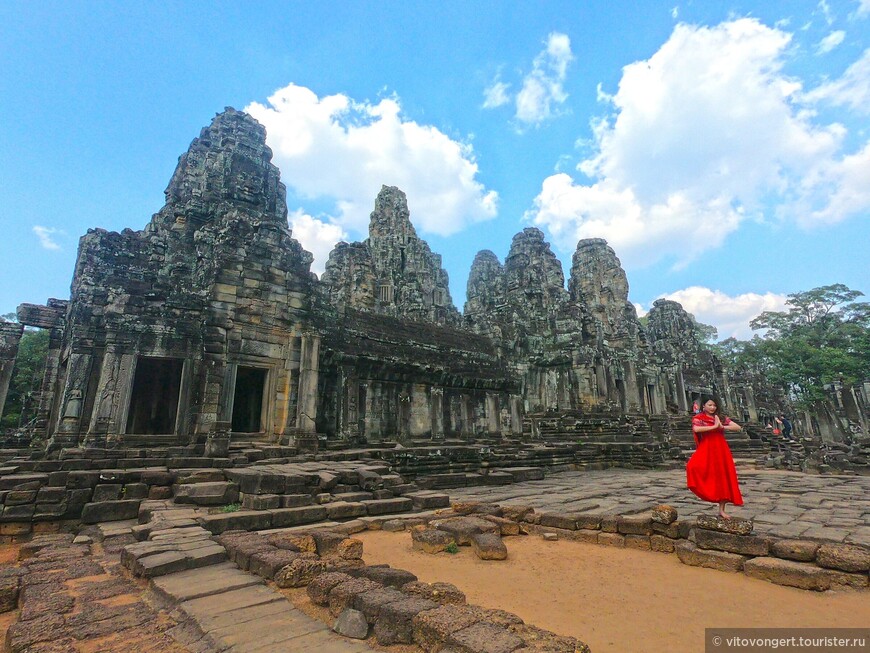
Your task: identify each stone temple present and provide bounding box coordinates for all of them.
[2,108,781,462]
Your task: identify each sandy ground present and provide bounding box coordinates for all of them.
[355,531,870,653]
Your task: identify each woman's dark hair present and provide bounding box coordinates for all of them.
[699,396,725,417]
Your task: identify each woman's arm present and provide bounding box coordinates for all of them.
[693,422,720,434]
[723,419,742,432]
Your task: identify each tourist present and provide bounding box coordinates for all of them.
[692,400,700,415]
[686,398,744,519]
[780,414,793,441]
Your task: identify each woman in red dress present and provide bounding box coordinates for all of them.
[686,398,744,519]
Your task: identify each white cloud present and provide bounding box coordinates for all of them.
[515,32,574,125]
[245,84,498,238]
[655,286,789,340]
[818,0,835,25]
[671,6,679,19]
[804,48,870,113]
[528,19,868,270]
[482,78,511,108]
[33,226,61,250]
[785,141,870,226]
[288,210,347,277]
[817,30,846,53]
[858,0,870,18]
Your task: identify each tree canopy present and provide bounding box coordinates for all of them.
[1,328,49,429]
[743,284,870,407]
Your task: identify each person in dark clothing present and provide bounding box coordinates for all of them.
[779,415,793,440]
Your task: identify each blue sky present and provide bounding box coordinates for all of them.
[1,0,868,339]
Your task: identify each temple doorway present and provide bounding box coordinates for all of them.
[231,366,267,433]
[126,357,183,434]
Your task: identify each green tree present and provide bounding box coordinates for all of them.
[1,329,49,429]
[748,284,870,407]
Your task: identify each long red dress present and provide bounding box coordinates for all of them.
[686,413,743,505]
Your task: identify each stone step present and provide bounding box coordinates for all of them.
[173,481,240,506]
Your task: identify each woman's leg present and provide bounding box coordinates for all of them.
[718,501,730,519]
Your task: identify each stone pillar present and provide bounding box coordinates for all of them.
[623,360,641,412]
[675,369,688,412]
[486,392,499,435]
[510,395,523,435]
[340,366,360,440]
[430,387,444,441]
[295,331,320,433]
[742,387,758,422]
[0,322,24,420]
[459,394,471,438]
[409,383,430,437]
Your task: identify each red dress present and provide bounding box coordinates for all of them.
[686,413,743,505]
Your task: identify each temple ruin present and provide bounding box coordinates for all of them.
[0,108,786,459]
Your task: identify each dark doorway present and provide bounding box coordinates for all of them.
[232,366,267,433]
[126,357,183,434]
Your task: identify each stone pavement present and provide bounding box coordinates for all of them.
[449,469,870,546]
[154,563,371,653]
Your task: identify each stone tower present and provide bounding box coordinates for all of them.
[321,185,460,327]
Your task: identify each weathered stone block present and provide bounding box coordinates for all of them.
[375,597,439,645]
[337,538,363,560]
[448,621,524,653]
[815,543,870,573]
[617,516,653,535]
[650,534,678,553]
[624,534,651,550]
[198,510,272,534]
[307,572,354,605]
[769,539,819,562]
[434,517,499,545]
[597,532,625,547]
[274,557,326,588]
[352,587,407,624]
[743,557,832,591]
[406,492,451,511]
[0,576,19,613]
[694,529,769,557]
[574,514,601,530]
[482,515,520,536]
[3,491,36,506]
[471,533,508,560]
[651,504,678,525]
[80,500,140,524]
[91,484,123,502]
[326,501,368,519]
[651,521,681,538]
[402,581,466,606]
[675,541,747,572]
[539,514,577,530]
[329,577,383,617]
[268,505,327,528]
[350,565,418,588]
[249,549,301,579]
[174,482,239,506]
[412,604,483,652]
[412,528,456,554]
[362,498,413,515]
[281,493,315,508]
[696,515,753,535]
[334,608,369,639]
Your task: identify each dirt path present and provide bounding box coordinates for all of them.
[356,531,870,653]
